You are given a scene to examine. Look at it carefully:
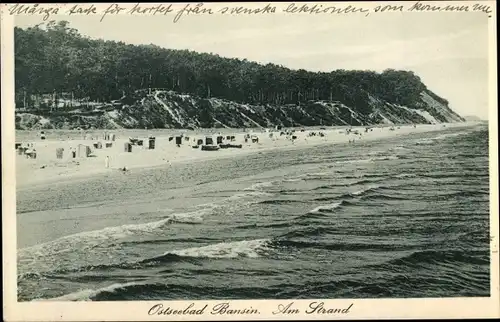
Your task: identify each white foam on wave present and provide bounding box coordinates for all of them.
[19,206,216,260]
[415,139,433,145]
[18,186,275,276]
[307,172,331,177]
[351,184,380,196]
[309,202,343,214]
[20,185,274,258]
[284,178,303,183]
[371,156,399,161]
[294,171,332,178]
[336,156,398,164]
[167,238,271,259]
[244,181,275,191]
[169,214,204,224]
[367,150,388,156]
[34,239,273,300]
[290,172,334,181]
[37,281,146,302]
[229,190,272,200]
[308,184,380,214]
[433,131,470,141]
[417,131,470,145]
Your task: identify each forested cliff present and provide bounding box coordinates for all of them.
[14,21,465,130]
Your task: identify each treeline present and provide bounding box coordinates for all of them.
[15,21,448,111]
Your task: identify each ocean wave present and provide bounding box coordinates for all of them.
[312,178,386,191]
[294,211,330,220]
[18,184,282,276]
[309,202,343,214]
[193,188,274,201]
[395,154,412,160]
[18,187,274,276]
[415,131,471,145]
[449,153,484,159]
[244,181,275,191]
[311,184,348,191]
[284,172,334,182]
[271,239,419,252]
[363,193,409,201]
[425,190,490,201]
[37,281,149,301]
[367,150,390,156]
[21,253,190,277]
[119,237,220,246]
[391,146,410,151]
[234,222,292,230]
[421,172,489,179]
[304,172,332,178]
[18,271,45,282]
[35,248,490,301]
[350,185,380,196]
[312,185,381,202]
[380,249,490,269]
[283,178,304,183]
[228,190,272,199]
[17,209,210,278]
[393,173,417,179]
[372,156,400,161]
[41,280,299,301]
[433,131,472,141]
[312,195,341,202]
[23,239,274,276]
[19,208,213,256]
[342,173,387,179]
[257,199,307,205]
[20,184,276,258]
[163,238,272,259]
[415,139,433,145]
[280,226,335,239]
[335,156,399,164]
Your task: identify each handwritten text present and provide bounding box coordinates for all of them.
[6,1,495,23]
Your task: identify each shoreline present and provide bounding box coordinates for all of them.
[15,122,480,190]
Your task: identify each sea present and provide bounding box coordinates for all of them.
[16,123,491,301]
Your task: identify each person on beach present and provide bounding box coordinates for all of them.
[105,156,110,168]
[25,145,32,159]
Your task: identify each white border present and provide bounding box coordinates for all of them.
[2,1,499,321]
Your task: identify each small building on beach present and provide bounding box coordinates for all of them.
[56,148,64,159]
[124,142,132,152]
[77,144,92,158]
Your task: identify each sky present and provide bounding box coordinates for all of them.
[14,2,493,119]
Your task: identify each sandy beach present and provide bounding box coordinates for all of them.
[15,123,476,189]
